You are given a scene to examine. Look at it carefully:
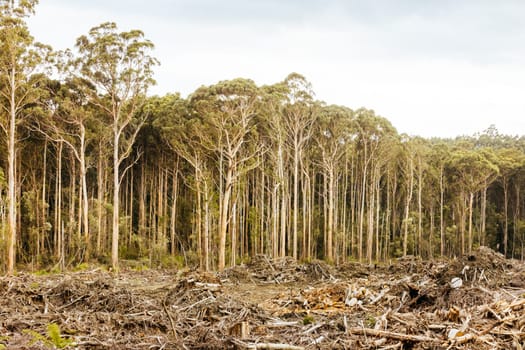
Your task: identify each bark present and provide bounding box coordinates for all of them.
[503,179,509,256]
[7,61,16,274]
[440,165,445,256]
[326,165,334,261]
[403,157,414,257]
[218,165,233,270]
[468,191,474,254]
[111,129,120,270]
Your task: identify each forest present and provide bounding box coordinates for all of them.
[2,0,525,276]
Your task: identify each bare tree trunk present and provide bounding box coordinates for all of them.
[111,130,120,270]
[384,170,392,260]
[96,144,105,255]
[417,158,423,257]
[218,165,233,270]
[230,199,237,267]
[429,205,434,259]
[358,153,368,261]
[468,191,474,254]
[39,140,48,262]
[7,64,17,274]
[56,142,63,269]
[503,179,509,256]
[170,161,178,256]
[80,130,90,261]
[271,183,279,258]
[460,193,466,256]
[350,154,356,257]
[195,167,202,268]
[280,184,287,258]
[327,165,335,261]
[366,170,375,264]
[293,146,299,259]
[513,183,520,258]
[375,173,381,262]
[259,168,265,255]
[341,157,348,262]
[203,180,210,271]
[69,152,77,249]
[403,157,414,257]
[440,165,445,256]
[481,184,487,246]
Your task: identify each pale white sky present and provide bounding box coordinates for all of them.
[27,0,525,138]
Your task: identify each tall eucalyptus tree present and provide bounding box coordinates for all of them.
[0,0,51,273]
[74,22,158,270]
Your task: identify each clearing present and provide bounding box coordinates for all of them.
[1,247,524,349]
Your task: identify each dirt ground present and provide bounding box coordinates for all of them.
[1,247,524,349]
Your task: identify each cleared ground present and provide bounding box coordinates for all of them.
[1,247,524,349]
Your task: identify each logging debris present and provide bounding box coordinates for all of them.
[0,247,523,349]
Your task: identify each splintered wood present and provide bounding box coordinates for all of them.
[0,247,523,349]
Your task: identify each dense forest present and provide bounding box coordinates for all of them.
[1,1,525,275]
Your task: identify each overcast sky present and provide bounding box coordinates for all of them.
[27,0,525,138]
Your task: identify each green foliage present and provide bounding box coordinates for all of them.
[0,167,5,188]
[4,0,525,270]
[33,266,61,276]
[24,323,74,349]
[365,315,376,328]
[73,263,90,272]
[303,315,314,325]
[160,254,185,269]
[0,335,8,349]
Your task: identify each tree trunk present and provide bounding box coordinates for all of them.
[468,191,474,254]
[417,158,423,257]
[326,165,334,261]
[203,180,210,271]
[218,165,233,270]
[271,183,279,258]
[96,144,105,255]
[280,184,287,258]
[358,151,368,261]
[7,63,17,274]
[170,163,178,256]
[56,142,63,269]
[40,139,48,262]
[111,130,120,270]
[481,184,487,247]
[503,179,509,256]
[403,158,414,257]
[292,145,299,259]
[80,130,90,261]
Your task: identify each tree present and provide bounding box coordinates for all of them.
[74,22,158,270]
[494,147,525,256]
[447,146,499,254]
[316,105,352,261]
[33,77,97,262]
[428,141,449,256]
[0,0,51,273]
[259,82,289,258]
[190,79,261,271]
[282,73,317,260]
[152,93,214,271]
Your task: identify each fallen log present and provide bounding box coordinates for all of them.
[347,327,441,344]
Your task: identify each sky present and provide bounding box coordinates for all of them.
[26,0,525,138]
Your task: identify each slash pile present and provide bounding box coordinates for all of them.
[0,247,523,349]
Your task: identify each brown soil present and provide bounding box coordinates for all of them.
[1,247,524,349]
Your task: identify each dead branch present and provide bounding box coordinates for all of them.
[347,327,441,344]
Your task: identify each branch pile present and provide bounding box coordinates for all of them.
[0,247,523,349]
